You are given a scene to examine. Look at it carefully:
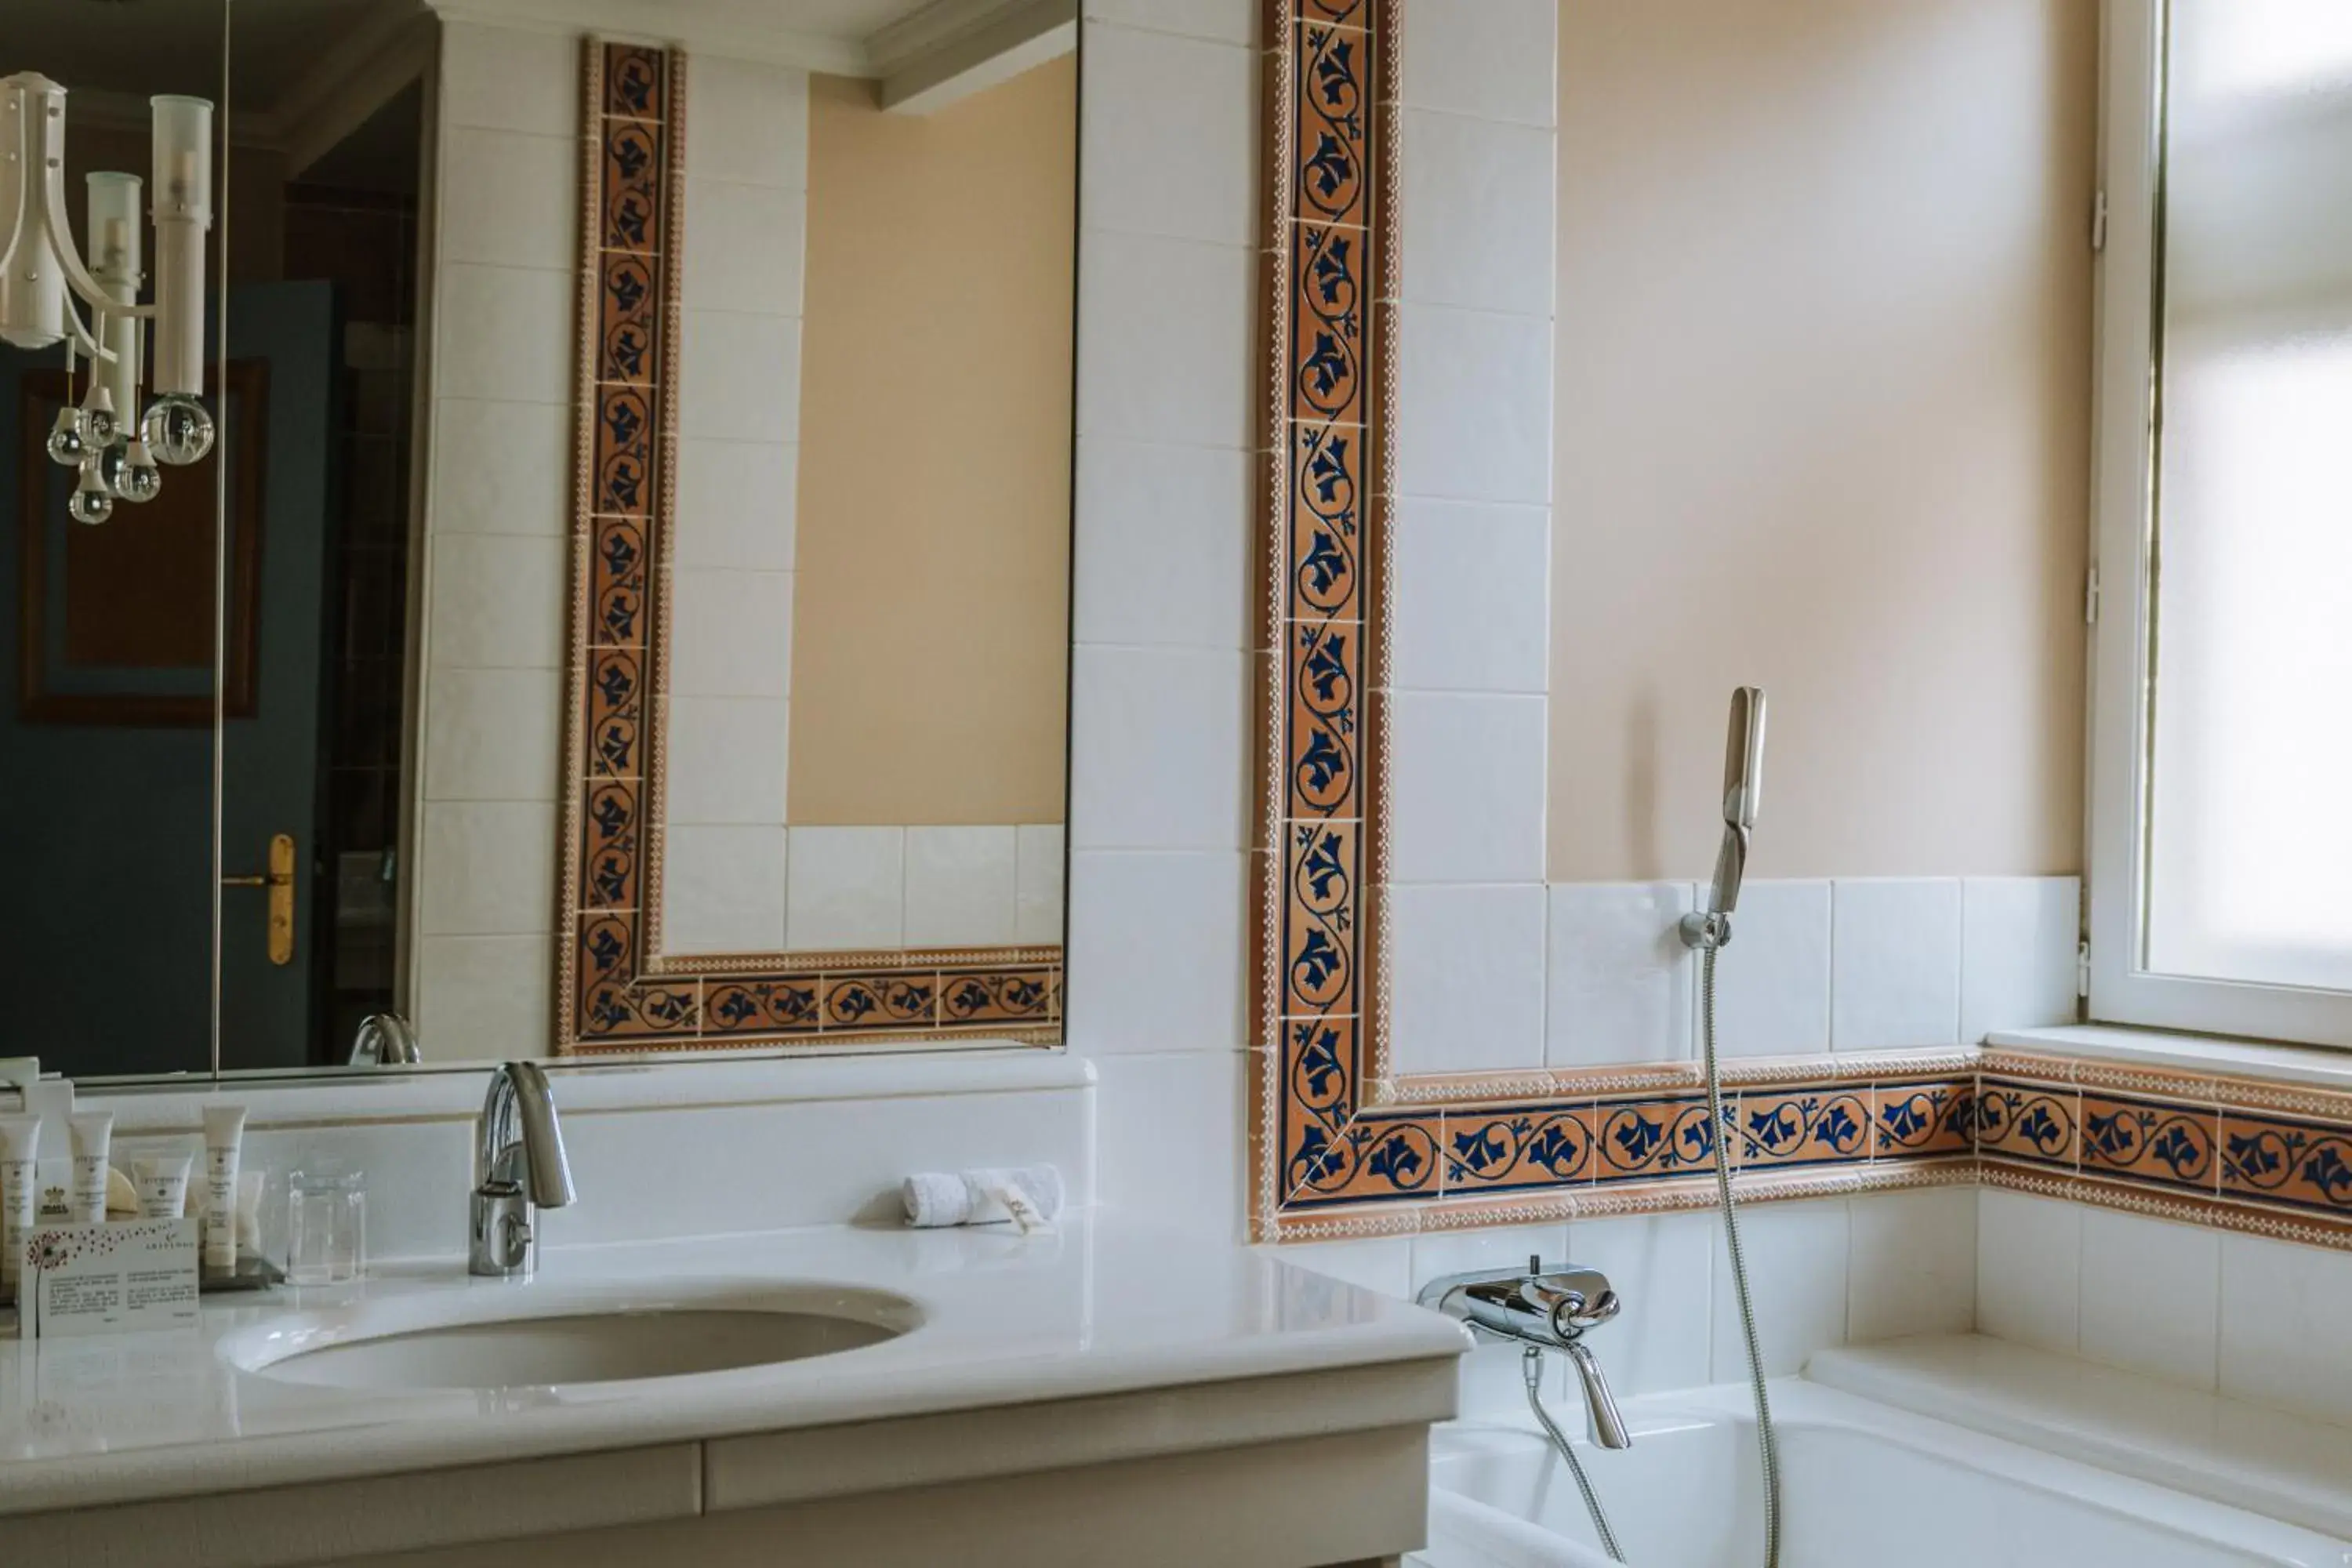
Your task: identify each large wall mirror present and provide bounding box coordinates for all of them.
[3,2,1076,1080]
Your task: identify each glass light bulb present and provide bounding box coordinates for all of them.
[45,407,88,466]
[142,394,215,466]
[105,439,162,504]
[69,459,114,525]
[80,387,118,449]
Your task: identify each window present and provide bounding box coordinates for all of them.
[2089,0,2352,1043]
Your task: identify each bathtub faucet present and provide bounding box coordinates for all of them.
[1417,1257,1632,1450]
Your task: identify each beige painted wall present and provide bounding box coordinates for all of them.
[1549,0,2095,881]
[787,60,1076,826]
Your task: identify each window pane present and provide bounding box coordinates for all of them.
[2146,0,2352,989]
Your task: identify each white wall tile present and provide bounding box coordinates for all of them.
[430,400,568,537]
[1399,0,1556,127]
[1411,1225,1573,1418]
[437,127,575,271]
[664,696,789,826]
[1390,692,1547,884]
[427,533,566,670]
[1081,27,1255,246]
[2078,1207,2220,1389]
[689,59,810,189]
[1848,1186,1976,1342]
[441,20,578,137]
[675,440,798,572]
[1073,438,1248,651]
[1961,877,2080,1044]
[684,176,807,318]
[1068,645,1244,850]
[2220,1231,2352,1428]
[1392,884,1548,1074]
[667,569,793,699]
[1283,1236,1416,1298]
[412,935,552,1059]
[1396,303,1552,506]
[1076,230,1253,449]
[1705,879,1831,1058]
[1976,1189,2082,1355]
[904,827,1019,947]
[1570,1210,1715,1398]
[681,310,803,445]
[1014,825,1067,945]
[1547,881,1696,1067]
[786,827,906,949]
[422,667,562,802]
[660,826,786,955]
[418,802,557,937]
[1399,111,1555,317]
[1083,0,1254,46]
[1092,1050,1242,1237]
[1831,878,1963,1051]
[1710,1197,1849,1379]
[1392,499,1550,694]
[435,264,572,405]
[1065,851,1244,1051]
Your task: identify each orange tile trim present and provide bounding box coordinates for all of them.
[549,42,1060,1053]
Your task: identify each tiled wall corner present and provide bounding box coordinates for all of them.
[1848,1185,1976,1341]
[409,20,581,1058]
[1976,1186,2082,1354]
[1385,0,1559,1084]
[1068,1,1258,1240]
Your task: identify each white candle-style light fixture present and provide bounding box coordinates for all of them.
[1,72,217,525]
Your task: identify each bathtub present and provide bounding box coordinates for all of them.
[1417,1374,2352,1568]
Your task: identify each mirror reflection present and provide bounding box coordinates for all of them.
[5,2,1076,1080]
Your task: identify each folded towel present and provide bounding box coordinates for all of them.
[902,1164,1064,1232]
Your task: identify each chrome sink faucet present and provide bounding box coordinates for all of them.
[1417,1257,1633,1450]
[469,1062,575,1278]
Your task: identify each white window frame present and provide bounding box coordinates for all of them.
[2085,0,2352,1047]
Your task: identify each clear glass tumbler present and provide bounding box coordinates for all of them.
[285,1169,366,1285]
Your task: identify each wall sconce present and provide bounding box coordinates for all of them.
[0,73,217,524]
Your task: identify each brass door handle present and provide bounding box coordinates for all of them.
[223,833,296,966]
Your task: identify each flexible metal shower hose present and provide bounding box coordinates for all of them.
[1702,938,1784,1568]
[1521,1345,1626,1562]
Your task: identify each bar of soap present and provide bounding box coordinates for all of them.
[105,1163,140,1218]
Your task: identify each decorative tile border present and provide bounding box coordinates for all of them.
[550,42,1060,1054]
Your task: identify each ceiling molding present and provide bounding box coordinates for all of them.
[420,0,868,74]
[874,0,1075,114]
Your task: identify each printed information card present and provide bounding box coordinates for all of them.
[23,1218,201,1339]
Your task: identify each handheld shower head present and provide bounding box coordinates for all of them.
[1697,687,1766,926]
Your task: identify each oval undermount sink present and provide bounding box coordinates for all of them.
[226,1284,920,1392]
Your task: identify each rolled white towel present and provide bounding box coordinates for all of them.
[901,1164,1064,1230]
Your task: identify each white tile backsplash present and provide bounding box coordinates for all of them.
[440,20,578,137]
[1075,230,1254,449]
[421,666,562,803]
[681,310,804,445]
[1831,878,1963,1051]
[688,57,811,190]
[1392,883,1548,1075]
[1569,1210,1715,1398]
[684,176,808,318]
[1399,0,1557,127]
[1710,1197,1849,1379]
[1546,880,1696,1067]
[1848,1185,1976,1341]
[412,934,552,1061]
[1397,303,1553,506]
[417,801,557,937]
[1091,1049,1243,1236]
[1390,692,1548,884]
[904,827,1020,948]
[1073,438,1250,652]
[668,569,794,700]
[1976,1188,2082,1355]
[437,127,576,271]
[1065,850,1244,1051]
[661,825,789,954]
[1068,645,1245,851]
[1392,499,1552,695]
[1708,879,1832,1058]
[786,827,907,950]
[1960,876,2081,1044]
[2220,1231,2352,1428]
[1399,110,1555,317]
[1082,0,1254,47]
[1014,825,1068,945]
[426,532,567,670]
[1081,25,1257,247]
[2078,1207,2220,1389]
[664,696,790,826]
[434,264,573,405]
[430,400,569,537]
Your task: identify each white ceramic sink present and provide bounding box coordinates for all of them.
[225,1283,920,1392]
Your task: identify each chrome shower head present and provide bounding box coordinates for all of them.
[1704,686,1766,919]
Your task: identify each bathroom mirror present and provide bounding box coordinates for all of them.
[6,2,1076,1080]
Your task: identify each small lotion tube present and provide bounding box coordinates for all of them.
[133,1153,193,1221]
[68,1112,114,1225]
[0,1113,39,1294]
[202,1104,247,1269]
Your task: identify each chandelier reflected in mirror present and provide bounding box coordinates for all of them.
[1,73,217,524]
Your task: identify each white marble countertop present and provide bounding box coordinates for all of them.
[0,1216,1468,1517]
